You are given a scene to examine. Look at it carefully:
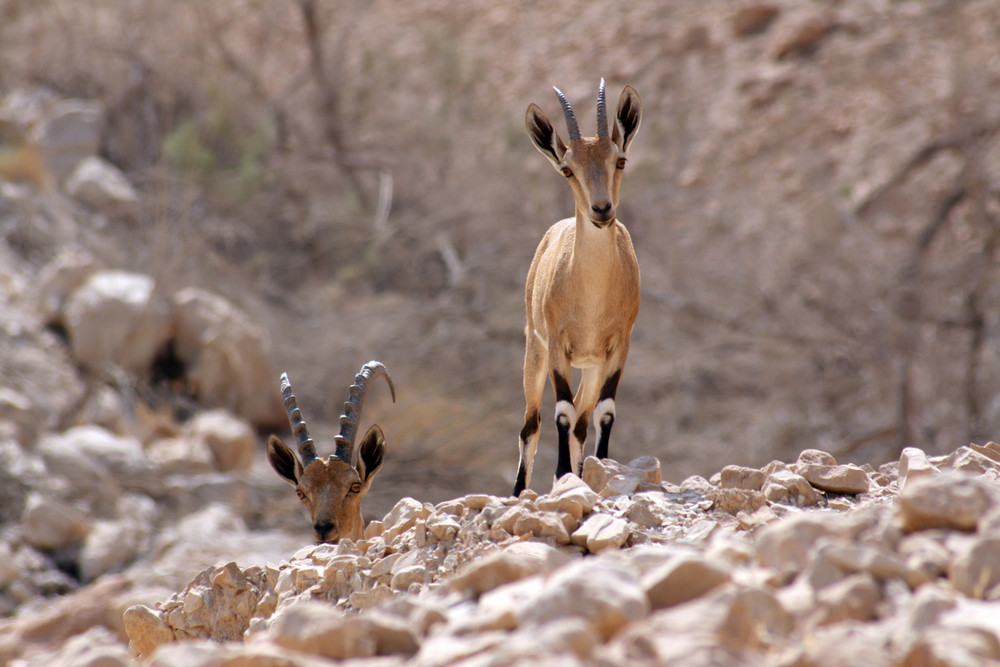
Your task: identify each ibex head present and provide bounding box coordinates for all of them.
[267,361,396,544]
[525,78,642,228]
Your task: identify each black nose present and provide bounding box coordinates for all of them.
[314,519,335,537]
[591,201,613,218]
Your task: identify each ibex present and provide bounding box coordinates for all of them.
[267,361,395,543]
[513,79,642,496]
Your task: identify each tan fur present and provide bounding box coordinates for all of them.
[267,426,384,544]
[515,83,642,495]
[267,363,392,543]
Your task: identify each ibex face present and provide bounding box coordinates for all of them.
[267,362,395,544]
[526,79,641,228]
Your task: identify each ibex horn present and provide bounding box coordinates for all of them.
[334,361,396,463]
[596,78,609,138]
[280,373,318,466]
[553,86,581,143]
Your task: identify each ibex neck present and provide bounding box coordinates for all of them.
[571,211,621,274]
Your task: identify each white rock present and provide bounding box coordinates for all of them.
[948,537,1000,599]
[185,409,255,473]
[65,156,140,219]
[21,493,91,550]
[35,248,100,325]
[171,288,284,427]
[45,424,147,476]
[898,447,937,489]
[519,558,649,640]
[897,473,999,532]
[63,270,171,374]
[123,604,176,658]
[755,511,847,581]
[642,553,732,610]
[570,513,630,552]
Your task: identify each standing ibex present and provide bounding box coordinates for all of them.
[267,361,395,543]
[513,80,642,496]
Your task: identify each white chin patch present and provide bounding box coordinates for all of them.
[555,400,577,427]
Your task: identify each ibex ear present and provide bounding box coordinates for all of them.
[526,103,567,169]
[612,85,642,154]
[267,435,302,485]
[356,425,386,491]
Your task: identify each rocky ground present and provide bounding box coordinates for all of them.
[3,2,1000,665]
[7,439,1000,666]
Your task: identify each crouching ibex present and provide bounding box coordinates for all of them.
[267,361,396,543]
[514,80,642,496]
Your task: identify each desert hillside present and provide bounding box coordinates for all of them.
[1,0,1000,665]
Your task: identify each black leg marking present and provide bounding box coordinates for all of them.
[599,370,622,401]
[553,371,574,479]
[595,369,622,460]
[553,372,573,402]
[595,412,615,460]
[573,417,589,450]
[513,411,540,496]
[519,410,540,444]
[513,466,528,497]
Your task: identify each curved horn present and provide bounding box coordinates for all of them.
[553,86,581,143]
[596,78,609,138]
[280,372,318,465]
[333,361,396,463]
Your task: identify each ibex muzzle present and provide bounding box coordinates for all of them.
[267,361,395,543]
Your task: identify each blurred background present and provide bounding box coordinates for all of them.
[2,0,1000,519]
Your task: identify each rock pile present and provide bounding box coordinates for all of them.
[109,445,1000,667]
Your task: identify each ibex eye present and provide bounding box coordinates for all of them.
[561,167,573,178]
[350,482,362,494]
[616,157,627,170]
[295,489,306,500]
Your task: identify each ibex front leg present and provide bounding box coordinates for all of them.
[514,337,547,496]
[593,365,623,461]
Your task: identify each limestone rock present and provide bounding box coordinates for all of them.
[123,604,176,658]
[570,513,630,552]
[448,541,566,599]
[185,409,255,473]
[898,447,936,489]
[37,248,100,326]
[796,463,870,495]
[762,468,825,506]
[63,270,171,375]
[519,558,649,641]
[642,553,732,610]
[170,287,284,427]
[263,600,419,659]
[811,573,881,626]
[21,494,91,551]
[755,511,846,580]
[65,156,140,220]
[949,538,1000,599]
[718,465,766,491]
[897,473,999,533]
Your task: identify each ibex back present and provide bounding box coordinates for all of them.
[267,361,395,543]
[514,80,642,496]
